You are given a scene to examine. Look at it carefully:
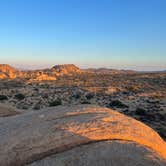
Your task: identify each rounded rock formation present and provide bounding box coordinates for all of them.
[0,105,165,166]
[52,64,81,74]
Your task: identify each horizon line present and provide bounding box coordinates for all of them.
[0,63,165,72]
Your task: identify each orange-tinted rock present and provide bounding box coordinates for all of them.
[52,64,81,75]
[0,64,81,81]
[0,64,17,73]
[0,64,17,79]
[0,105,165,166]
[29,74,56,82]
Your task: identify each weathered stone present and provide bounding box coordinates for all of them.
[28,140,166,166]
[0,105,165,166]
[0,103,20,117]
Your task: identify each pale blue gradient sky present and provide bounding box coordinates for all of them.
[0,0,166,71]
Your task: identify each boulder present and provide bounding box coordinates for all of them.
[0,105,165,166]
[52,64,81,74]
[0,103,20,117]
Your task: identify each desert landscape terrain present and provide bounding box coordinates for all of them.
[0,64,166,165]
[1,0,166,165]
[0,64,166,141]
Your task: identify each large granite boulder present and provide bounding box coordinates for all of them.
[0,105,165,166]
[0,103,20,117]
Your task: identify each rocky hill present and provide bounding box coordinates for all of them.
[0,64,82,81]
[0,64,137,81]
[0,64,17,73]
[52,64,81,75]
[0,64,18,79]
[0,105,165,166]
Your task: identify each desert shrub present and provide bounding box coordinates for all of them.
[146,100,160,104]
[123,109,129,114]
[33,104,41,110]
[109,100,128,108]
[138,116,148,123]
[49,98,62,107]
[15,93,25,100]
[72,92,81,99]
[157,128,166,140]
[156,113,166,121]
[135,108,146,116]
[81,100,91,104]
[21,105,29,110]
[40,84,49,89]
[145,113,156,121]
[0,95,8,100]
[33,88,39,91]
[122,91,130,95]
[85,93,94,100]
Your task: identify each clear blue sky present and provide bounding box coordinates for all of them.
[0,0,166,70]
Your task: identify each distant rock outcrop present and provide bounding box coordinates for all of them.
[0,64,81,81]
[0,64,18,79]
[0,64,137,81]
[0,64,17,73]
[0,105,165,166]
[52,64,81,75]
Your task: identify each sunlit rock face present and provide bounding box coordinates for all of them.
[0,64,17,73]
[52,64,81,75]
[28,73,56,82]
[0,64,18,79]
[0,73,8,79]
[0,64,81,81]
[0,105,165,166]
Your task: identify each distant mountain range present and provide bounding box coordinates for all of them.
[84,68,136,74]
